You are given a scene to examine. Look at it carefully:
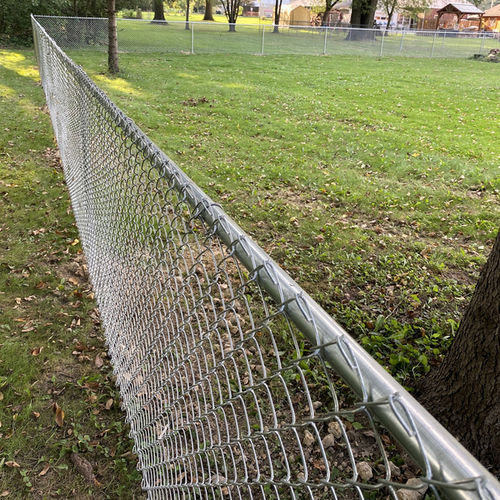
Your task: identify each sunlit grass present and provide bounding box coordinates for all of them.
[0,50,40,80]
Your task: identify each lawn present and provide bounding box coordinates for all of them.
[0,49,142,498]
[68,50,499,387]
[36,15,498,58]
[1,40,499,497]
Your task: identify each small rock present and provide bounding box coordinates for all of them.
[357,461,373,481]
[396,478,428,500]
[303,430,315,447]
[328,421,342,439]
[322,434,335,448]
[389,461,401,478]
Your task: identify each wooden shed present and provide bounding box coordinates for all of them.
[280,2,314,26]
[483,4,500,32]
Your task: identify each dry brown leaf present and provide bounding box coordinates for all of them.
[35,281,46,289]
[68,277,79,286]
[0,392,3,401]
[53,403,65,427]
[5,461,20,468]
[94,355,103,368]
[32,411,40,419]
[0,491,9,497]
[39,463,50,476]
[31,347,43,356]
[105,398,113,410]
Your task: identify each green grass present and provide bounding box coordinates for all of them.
[0,49,142,498]
[111,21,498,57]
[69,50,499,387]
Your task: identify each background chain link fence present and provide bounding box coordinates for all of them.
[32,15,500,500]
[34,15,499,59]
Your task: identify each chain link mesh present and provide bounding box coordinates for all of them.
[32,15,500,500]
[34,15,499,58]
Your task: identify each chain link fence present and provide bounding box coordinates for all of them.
[34,15,499,58]
[32,15,500,500]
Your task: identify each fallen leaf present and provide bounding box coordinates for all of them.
[53,403,65,427]
[0,491,9,497]
[39,463,50,476]
[68,277,79,286]
[35,281,46,289]
[15,298,21,305]
[70,238,79,246]
[5,461,20,468]
[94,355,103,368]
[105,398,113,410]
[0,392,3,401]
[32,411,40,419]
[31,347,43,356]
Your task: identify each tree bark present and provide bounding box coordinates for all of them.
[153,0,166,21]
[349,0,377,39]
[107,0,119,74]
[419,229,500,469]
[273,0,283,32]
[203,0,214,20]
[185,0,190,30]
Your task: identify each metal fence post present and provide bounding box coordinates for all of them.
[479,33,485,54]
[191,22,195,54]
[379,29,386,57]
[323,26,328,55]
[431,31,436,58]
[261,25,265,55]
[399,30,405,54]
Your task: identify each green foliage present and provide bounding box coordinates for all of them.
[0,0,143,44]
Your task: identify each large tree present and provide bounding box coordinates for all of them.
[152,0,166,21]
[203,0,215,20]
[419,228,500,468]
[108,0,119,73]
[349,0,377,38]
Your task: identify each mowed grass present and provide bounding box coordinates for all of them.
[0,49,142,498]
[112,21,498,57]
[71,50,500,386]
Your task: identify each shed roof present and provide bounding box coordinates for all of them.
[483,4,500,17]
[436,3,484,14]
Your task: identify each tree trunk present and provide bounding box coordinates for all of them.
[203,0,214,20]
[107,0,119,74]
[385,4,395,31]
[153,0,166,21]
[419,229,500,469]
[185,0,190,30]
[321,9,330,26]
[273,0,283,32]
[349,0,377,39]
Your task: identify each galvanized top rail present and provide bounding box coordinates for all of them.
[32,14,500,499]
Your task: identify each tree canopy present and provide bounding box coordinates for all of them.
[0,0,137,43]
